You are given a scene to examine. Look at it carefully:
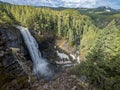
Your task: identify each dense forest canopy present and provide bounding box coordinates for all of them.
[0,3,120,90]
[0,4,97,47]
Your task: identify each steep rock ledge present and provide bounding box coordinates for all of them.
[0,27,34,90]
[0,26,99,90]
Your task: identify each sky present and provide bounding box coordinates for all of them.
[0,0,120,9]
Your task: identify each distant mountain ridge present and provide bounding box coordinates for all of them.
[75,6,120,15]
[95,6,119,12]
[0,1,120,14]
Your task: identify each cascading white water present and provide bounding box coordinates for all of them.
[17,26,53,78]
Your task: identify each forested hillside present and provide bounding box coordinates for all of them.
[0,4,97,48]
[76,20,120,89]
[0,3,120,90]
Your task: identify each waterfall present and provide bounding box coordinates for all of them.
[17,26,54,79]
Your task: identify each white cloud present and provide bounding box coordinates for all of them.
[61,0,94,8]
[61,0,96,3]
[0,0,119,8]
[61,0,120,8]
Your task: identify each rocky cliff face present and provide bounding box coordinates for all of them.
[0,27,27,54]
[0,26,94,90]
[0,27,34,90]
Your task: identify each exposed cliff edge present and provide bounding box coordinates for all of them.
[0,27,30,89]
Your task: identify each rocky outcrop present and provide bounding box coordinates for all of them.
[34,68,91,90]
[0,26,90,90]
[0,27,34,90]
[35,35,79,67]
[0,26,28,54]
[56,39,80,63]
